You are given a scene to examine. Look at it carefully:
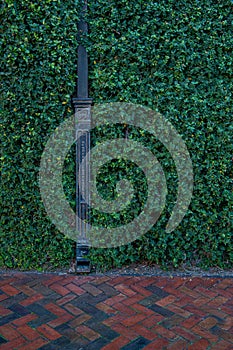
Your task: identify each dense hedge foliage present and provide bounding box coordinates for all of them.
[1,0,79,269]
[1,0,232,270]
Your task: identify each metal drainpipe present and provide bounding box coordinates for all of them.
[72,0,92,273]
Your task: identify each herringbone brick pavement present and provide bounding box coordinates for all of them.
[0,273,232,349]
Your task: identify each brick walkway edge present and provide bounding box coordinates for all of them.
[0,273,232,349]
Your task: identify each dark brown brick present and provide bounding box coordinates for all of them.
[75,325,100,341]
[69,314,91,328]
[81,283,103,296]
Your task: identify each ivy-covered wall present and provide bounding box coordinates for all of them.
[1,0,232,270]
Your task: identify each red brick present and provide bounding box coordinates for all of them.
[103,314,127,327]
[37,324,61,340]
[206,296,228,308]
[131,324,158,340]
[122,313,147,326]
[90,276,110,285]
[0,325,20,340]
[17,325,40,340]
[156,295,177,307]
[59,276,79,285]
[0,294,8,302]
[0,278,16,287]
[168,277,187,289]
[1,285,20,296]
[56,294,76,306]
[0,305,12,316]
[166,304,191,317]
[49,283,69,296]
[108,276,131,286]
[105,294,126,306]
[65,283,85,295]
[69,314,91,328]
[13,314,37,326]
[193,296,210,306]
[220,305,233,315]
[73,276,94,285]
[42,276,63,286]
[199,278,216,288]
[210,340,233,350]
[221,317,233,330]
[101,336,129,350]
[199,316,218,329]
[188,339,210,349]
[44,303,67,316]
[75,325,100,341]
[136,277,148,285]
[216,279,232,289]
[0,336,26,350]
[122,294,145,305]
[96,302,118,315]
[111,323,138,340]
[48,313,74,328]
[122,277,142,286]
[167,339,189,349]
[184,277,202,289]
[16,285,35,296]
[226,300,233,307]
[178,286,201,299]
[146,279,166,288]
[185,305,206,317]
[208,326,233,342]
[194,286,218,298]
[143,337,169,349]
[203,307,228,320]
[138,277,162,287]
[113,302,136,316]
[17,338,48,350]
[141,314,164,328]
[152,325,176,339]
[180,315,202,329]
[114,284,137,297]
[175,295,194,306]
[225,288,233,297]
[163,287,185,299]
[130,303,154,315]
[190,326,218,342]
[64,303,84,316]
[130,284,152,296]
[216,288,233,299]
[20,294,44,306]
[171,326,199,342]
